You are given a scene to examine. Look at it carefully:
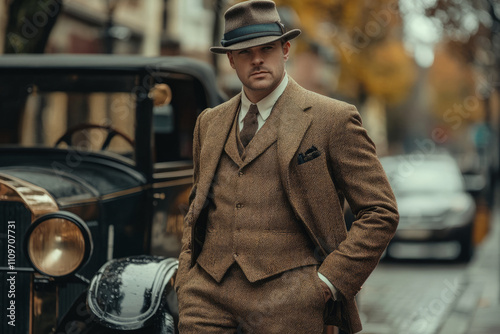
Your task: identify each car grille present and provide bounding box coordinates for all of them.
[399,213,447,227]
[0,201,32,334]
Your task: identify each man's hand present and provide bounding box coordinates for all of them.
[320,281,333,303]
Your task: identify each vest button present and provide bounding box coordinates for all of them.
[238,171,244,177]
[236,203,243,209]
[233,253,238,258]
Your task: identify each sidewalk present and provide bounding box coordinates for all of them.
[437,197,500,334]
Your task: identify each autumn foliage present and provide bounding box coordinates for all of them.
[273,0,417,105]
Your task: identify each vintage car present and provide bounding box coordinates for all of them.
[0,54,224,334]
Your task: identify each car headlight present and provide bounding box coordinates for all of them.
[449,194,470,213]
[24,211,93,278]
[445,194,476,227]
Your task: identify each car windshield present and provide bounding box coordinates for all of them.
[382,158,464,194]
[0,73,138,162]
[24,91,134,152]
[0,69,204,165]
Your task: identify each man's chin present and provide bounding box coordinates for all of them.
[248,80,274,91]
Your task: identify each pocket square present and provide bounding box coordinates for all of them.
[298,146,321,165]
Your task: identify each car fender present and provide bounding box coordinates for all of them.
[87,255,179,332]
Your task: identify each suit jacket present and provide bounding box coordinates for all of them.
[176,78,399,333]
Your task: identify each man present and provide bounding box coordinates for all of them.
[175,1,399,333]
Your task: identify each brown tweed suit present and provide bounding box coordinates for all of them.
[176,78,399,333]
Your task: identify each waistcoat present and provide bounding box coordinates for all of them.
[196,104,319,283]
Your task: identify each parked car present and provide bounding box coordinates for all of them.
[0,54,224,334]
[380,153,477,262]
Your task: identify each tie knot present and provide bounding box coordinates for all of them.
[248,103,259,116]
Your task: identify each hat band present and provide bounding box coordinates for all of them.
[221,22,283,47]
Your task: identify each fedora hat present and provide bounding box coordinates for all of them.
[210,0,301,54]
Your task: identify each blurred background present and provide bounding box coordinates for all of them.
[2,0,497,188]
[1,0,499,163]
[1,0,499,333]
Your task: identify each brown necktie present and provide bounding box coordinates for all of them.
[240,104,259,147]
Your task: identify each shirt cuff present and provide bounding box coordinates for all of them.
[318,272,339,301]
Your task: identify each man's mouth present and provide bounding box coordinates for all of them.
[250,71,268,77]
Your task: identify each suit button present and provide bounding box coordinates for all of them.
[233,253,238,258]
[236,203,243,209]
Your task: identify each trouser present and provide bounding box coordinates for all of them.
[177,263,326,333]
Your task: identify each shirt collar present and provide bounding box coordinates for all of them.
[240,73,288,121]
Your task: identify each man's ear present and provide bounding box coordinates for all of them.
[227,52,235,69]
[283,41,291,61]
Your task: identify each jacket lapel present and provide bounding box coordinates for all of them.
[193,94,241,215]
[277,78,312,176]
[224,112,244,166]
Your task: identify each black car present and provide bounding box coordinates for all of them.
[0,54,224,334]
[381,153,477,262]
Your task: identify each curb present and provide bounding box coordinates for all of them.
[435,278,483,334]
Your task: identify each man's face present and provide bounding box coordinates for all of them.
[227,40,290,102]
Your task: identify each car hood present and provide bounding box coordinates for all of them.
[0,166,99,202]
[395,192,472,218]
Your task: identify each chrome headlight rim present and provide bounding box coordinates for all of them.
[23,211,93,279]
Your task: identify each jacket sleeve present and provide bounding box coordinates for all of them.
[318,104,399,299]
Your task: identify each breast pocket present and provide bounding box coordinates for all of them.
[296,152,326,176]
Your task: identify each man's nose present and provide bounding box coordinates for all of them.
[251,52,264,65]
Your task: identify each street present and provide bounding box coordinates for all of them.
[359,261,467,334]
[357,198,500,334]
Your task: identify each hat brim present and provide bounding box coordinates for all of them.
[209,29,301,54]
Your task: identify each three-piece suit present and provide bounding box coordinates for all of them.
[175,78,399,333]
